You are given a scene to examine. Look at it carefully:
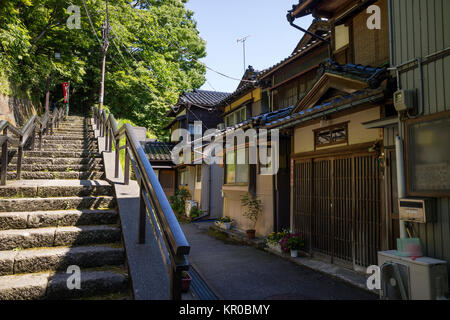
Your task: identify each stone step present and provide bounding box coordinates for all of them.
[7,164,104,173]
[0,180,112,198]
[40,145,98,151]
[42,135,94,141]
[54,128,90,133]
[0,245,124,275]
[0,209,118,230]
[7,171,105,180]
[10,157,103,165]
[0,195,115,212]
[24,151,101,158]
[42,140,98,147]
[0,269,128,300]
[0,225,121,251]
[54,125,90,132]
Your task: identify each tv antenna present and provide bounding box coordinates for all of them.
[237,35,251,73]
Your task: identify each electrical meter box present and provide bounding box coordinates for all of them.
[393,89,416,112]
[398,198,435,224]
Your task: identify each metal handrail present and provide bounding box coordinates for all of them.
[0,108,66,185]
[92,106,190,300]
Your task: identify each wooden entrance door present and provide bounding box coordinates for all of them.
[159,169,175,198]
[293,153,382,268]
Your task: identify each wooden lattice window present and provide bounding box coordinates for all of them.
[314,122,348,149]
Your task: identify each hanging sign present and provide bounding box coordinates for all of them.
[63,82,69,103]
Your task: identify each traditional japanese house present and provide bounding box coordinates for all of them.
[264,0,393,270]
[214,62,313,236]
[142,140,176,198]
[257,19,331,232]
[166,89,230,217]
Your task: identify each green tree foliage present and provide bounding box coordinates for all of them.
[0,0,206,137]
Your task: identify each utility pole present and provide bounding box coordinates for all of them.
[237,35,250,74]
[99,0,110,110]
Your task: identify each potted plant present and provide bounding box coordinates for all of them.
[240,193,262,240]
[266,230,289,253]
[169,188,191,216]
[181,271,192,293]
[215,216,233,230]
[280,232,304,257]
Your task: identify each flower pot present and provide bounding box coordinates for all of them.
[246,229,256,240]
[290,250,299,258]
[181,273,192,293]
[222,222,232,230]
[267,242,283,254]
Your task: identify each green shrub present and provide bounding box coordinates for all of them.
[189,206,202,219]
[169,188,191,215]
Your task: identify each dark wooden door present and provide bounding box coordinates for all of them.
[292,160,313,251]
[293,153,382,268]
[311,158,332,257]
[275,137,291,232]
[159,170,175,198]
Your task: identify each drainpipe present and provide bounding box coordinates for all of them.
[395,134,407,239]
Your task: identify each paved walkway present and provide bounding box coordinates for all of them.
[182,222,377,300]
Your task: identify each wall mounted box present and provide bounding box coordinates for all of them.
[398,198,435,224]
[394,89,416,112]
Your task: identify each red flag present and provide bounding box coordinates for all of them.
[63,82,69,103]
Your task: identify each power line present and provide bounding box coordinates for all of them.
[129,3,257,84]
[81,0,102,47]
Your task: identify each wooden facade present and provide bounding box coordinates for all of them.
[279,0,392,269]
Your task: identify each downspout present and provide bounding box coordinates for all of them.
[395,135,407,239]
[287,13,331,59]
[388,0,405,240]
[389,0,425,240]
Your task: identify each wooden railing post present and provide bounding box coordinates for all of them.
[170,266,183,300]
[124,139,130,185]
[115,137,120,178]
[30,127,36,151]
[39,127,43,150]
[16,136,23,180]
[1,128,8,186]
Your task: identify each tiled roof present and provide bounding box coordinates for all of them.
[264,87,386,130]
[324,60,388,87]
[258,32,331,79]
[178,89,231,108]
[215,71,260,107]
[288,0,320,19]
[144,141,175,162]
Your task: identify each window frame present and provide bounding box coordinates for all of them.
[405,110,450,197]
[179,169,188,186]
[224,147,249,186]
[225,106,247,127]
[313,122,349,150]
[196,165,202,183]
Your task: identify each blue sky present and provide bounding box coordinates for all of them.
[185,0,313,94]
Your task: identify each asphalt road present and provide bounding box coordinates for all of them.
[181,222,377,300]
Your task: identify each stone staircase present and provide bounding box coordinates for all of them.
[0,116,129,300]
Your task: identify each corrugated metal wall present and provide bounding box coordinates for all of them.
[391,0,450,266]
[392,0,450,115]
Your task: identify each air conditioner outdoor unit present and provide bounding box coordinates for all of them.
[378,250,449,300]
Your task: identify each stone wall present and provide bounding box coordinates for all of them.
[0,94,40,127]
